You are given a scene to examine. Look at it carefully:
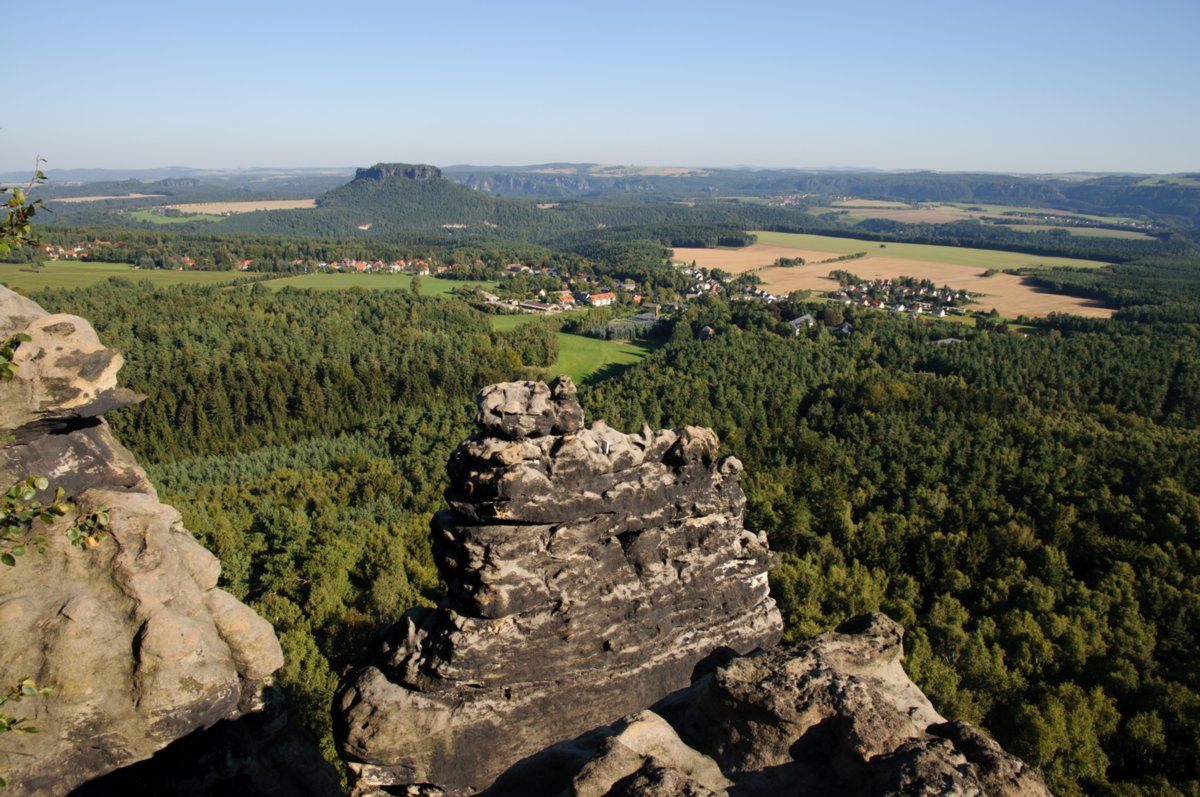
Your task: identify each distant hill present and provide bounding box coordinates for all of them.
[312,162,541,234]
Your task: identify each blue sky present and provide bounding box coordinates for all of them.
[4,0,1197,173]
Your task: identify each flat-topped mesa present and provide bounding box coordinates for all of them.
[334,377,783,794]
[353,163,443,182]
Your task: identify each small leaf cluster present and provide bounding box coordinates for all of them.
[0,679,51,734]
[0,478,69,566]
[0,679,53,787]
[67,508,109,550]
[1,333,31,381]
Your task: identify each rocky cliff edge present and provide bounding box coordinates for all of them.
[0,286,289,795]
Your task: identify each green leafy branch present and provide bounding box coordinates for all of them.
[0,678,53,786]
[0,160,47,254]
[0,679,51,734]
[1,333,31,381]
[0,477,110,566]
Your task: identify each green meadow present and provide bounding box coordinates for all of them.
[266,272,495,296]
[1000,224,1154,240]
[546,333,659,384]
[128,210,224,224]
[0,261,261,292]
[749,231,1110,270]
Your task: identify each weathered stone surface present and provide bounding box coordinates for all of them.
[0,286,312,795]
[484,614,1049,797]
[335,379,783,794]
[0,290,143,436]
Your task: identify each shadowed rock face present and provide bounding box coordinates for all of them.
[486,615,1051,797]
[335,377,783,795]
[0,287,330,796]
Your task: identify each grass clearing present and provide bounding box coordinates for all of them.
[164,199,317,214]
[544,334,659,384]
[129,210,224,224]
[1,262,262,292]
[1000,224,1154,240]
[1136,175,1200,188]
[267,273,495,296]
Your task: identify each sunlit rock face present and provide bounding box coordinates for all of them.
[335,377,783,795]
[0,287,306,796]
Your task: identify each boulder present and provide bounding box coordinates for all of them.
[335,379,783,794]
[0,286,328,795]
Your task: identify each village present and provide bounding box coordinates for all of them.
[37,241,983,329]
[823,273,974,317]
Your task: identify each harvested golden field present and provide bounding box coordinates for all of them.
[164,199,317,213]
[49,193,166,203]
[756,258,1113,319]
[671,244,845,273]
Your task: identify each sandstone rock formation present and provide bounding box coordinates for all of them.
[0,286,320,795]
[355,163,443,182]
[335,377,783,794]
[486,614,1051,797]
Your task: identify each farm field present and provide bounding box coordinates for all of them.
[266,272,495,297]
[820,200,1146,230]
[0,262,262,292]
[164,199,317,214]
[756,257,1112,319]
[749,232,1109,269]
[47,193,166,203]
[675,232,1113,319]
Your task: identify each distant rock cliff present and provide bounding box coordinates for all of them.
[353,163,443,182]
[0,286,334,796]
[335,377,783,794]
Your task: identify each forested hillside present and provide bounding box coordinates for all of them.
[580,267,1200,797]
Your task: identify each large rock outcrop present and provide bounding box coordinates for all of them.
[354,163,443,182]
[335,378,783,794]
[487,614,1051,797]
[0,286,329,795]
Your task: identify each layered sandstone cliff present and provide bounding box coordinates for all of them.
[0,286,321,795]
[335,378,784,794]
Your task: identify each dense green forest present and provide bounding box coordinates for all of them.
[29,282,562,763]
[14,172,1200,795]
[579,266,1200,797]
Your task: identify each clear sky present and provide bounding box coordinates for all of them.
[3,0,1197,174]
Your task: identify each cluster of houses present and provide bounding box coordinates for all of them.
[39,240,111,260]
[824,277,972,317]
